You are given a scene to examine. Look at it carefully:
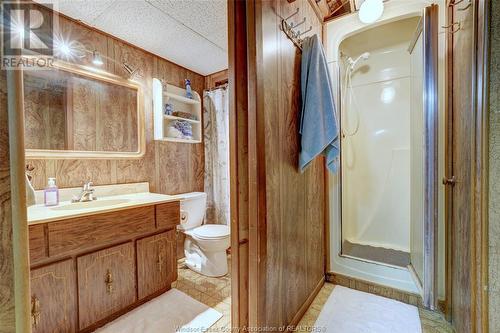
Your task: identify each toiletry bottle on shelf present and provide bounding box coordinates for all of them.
[185,79,193,99]
[44,177,59,206]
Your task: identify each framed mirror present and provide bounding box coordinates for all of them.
[24,60,145,159]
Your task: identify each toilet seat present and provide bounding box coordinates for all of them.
[192,224,230,240]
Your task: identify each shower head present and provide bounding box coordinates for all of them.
[347,52,370,70]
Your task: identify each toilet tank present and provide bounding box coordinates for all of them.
[177,192,207,231]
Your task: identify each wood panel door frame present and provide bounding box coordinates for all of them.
[3,0,32,330]
[2,2,252,333]
[472,1,490,331]
[228,0,254,330]
[445,0,490,331]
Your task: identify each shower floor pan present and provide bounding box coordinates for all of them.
[342,241,410,268]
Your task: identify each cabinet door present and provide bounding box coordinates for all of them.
[137,230,176,299]
[30,259,77,333]
[77,242,136,330]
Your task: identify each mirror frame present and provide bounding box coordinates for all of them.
[24,59,146,159]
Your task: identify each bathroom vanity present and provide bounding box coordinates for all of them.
[27,191,181,333]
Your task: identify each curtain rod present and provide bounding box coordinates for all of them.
[205,82,228,92]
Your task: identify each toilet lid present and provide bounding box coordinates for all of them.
[192,225,230,240]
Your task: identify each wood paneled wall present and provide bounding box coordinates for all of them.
[489,2,500,331]
[205,69,229,90]
[26,9,205,195]
[448,1,490,331]
[0,71,15,333]
[256,0,326,328]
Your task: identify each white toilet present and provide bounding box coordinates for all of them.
[178,192,230,277]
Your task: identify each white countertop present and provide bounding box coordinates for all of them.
[28,192,183,225]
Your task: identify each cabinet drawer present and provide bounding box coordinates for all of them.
[155,201,180,229]
[30,259,77,333]
[48,206,155,256]
[29,224,47,263]
[77,242,136,330]
[136,230,176,299]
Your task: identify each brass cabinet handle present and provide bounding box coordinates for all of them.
[31,296,41,329]
[105,270,113,294]
[443,176,457,186]
[157,253,164,273]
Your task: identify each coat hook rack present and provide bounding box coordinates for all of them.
[447,0,471,10]
[441,21,461,34]
[457,0,471,11]
[281,8,312,51]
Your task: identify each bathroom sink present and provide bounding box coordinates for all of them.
[50,198,131,211]
[28,191,175,224]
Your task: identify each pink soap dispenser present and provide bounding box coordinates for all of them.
[44,177,59,206]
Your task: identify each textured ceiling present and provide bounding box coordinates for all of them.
[42,0,228,75]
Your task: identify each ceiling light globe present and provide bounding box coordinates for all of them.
[358,0,384,24]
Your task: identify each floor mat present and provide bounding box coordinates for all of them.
[314,286,422,333]
[94,289,222,333]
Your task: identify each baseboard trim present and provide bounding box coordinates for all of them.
[326,271,422,307]
[437,299,446,314]
[287,277,325,330]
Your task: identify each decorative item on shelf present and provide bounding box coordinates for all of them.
[171,120,193,140]
[185,79,193,99]
[164,103,174,115]
[172,111,198,121]
[166,126,183,139]
[168,120,193,140]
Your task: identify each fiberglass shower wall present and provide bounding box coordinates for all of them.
[339,18,421,268]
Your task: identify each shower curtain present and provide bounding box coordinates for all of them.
[203,88,230,226]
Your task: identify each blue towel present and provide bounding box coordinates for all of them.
[299,34,340,173]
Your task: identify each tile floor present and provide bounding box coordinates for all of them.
[173,263,453,333]
[296,283,455,333]
[173,257,231,332]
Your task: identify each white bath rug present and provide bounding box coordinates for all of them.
[94,289,223,333]
[314,286,422,333]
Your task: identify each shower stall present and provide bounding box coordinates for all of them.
[339,18,420,269]
[326,2,444,308]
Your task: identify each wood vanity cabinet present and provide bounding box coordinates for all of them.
[156,202,181,229]
[77,242,136,330]
[48,206,155,256]
[137,230,177,299]
[28,200,181,333]
[29,224,47,262]
[30,259,77,333]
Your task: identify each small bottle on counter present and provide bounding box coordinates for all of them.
[44,177,59,206]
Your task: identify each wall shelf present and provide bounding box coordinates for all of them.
[155,137,202,144]
[153,79,202,143]
[164,115,200,124]
[164,92,201,105]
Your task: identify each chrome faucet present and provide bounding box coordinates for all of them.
[72,181,97,203]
